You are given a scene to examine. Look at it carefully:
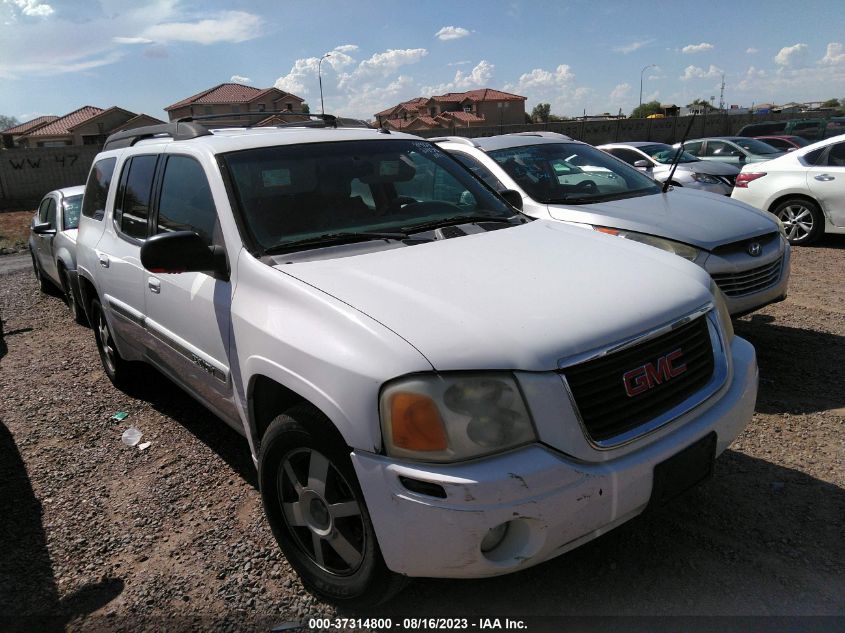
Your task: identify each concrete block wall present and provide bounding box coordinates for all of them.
[0,146,100,209]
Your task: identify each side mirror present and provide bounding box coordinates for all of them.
[633,159,652,171]
[140,231,229,281]
[738,153,746,162]
[32,221,56,235]
[499,189,523,211]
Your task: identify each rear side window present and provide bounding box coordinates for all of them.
[156,155,218,245]
[115,155,158,240]
[63,195,83,230]
[451,152,506,191]
[81,157,116,220]
[826,142,845,167]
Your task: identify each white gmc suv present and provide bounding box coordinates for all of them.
[75,117,758,605]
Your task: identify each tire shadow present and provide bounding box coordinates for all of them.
[373,450,845,616]
[0,422,124,631]
[734,315,845,415]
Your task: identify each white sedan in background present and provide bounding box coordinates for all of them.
[731,134,845,245]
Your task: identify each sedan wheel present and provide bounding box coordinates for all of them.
[773,198,823,245]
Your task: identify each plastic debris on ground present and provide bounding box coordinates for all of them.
[121,427,143,447]
[137,442,151,451]
[112,411,129,421]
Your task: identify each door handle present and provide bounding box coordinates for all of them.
[98,254,110,268]
[147,277,161,294]
[814,174,835,181]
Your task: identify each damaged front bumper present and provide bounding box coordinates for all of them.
[352,336,758,579]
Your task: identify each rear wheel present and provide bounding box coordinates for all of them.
[91,299,138,388]
[61,269,87,325]
[772,198,823,245]
[258,404,405,606]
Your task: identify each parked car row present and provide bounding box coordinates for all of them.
[30,114,816,605]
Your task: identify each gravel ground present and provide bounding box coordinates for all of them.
[1,238,843,631]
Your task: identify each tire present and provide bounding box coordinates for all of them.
[31,252,50,293]
[258,404,406,606]
[91,299,138,388]
[61,269,87,326]
[771,198,823,245]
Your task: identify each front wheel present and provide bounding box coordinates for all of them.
[772,198,823,245]
[258,404,405,606]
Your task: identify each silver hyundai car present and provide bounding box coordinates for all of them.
[435,133,790,316]
[598,141,740,195]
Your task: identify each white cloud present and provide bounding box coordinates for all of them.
[746,47,758,54]
[680,64,723,81]
[508,64,574,92]
[447,60,471,67]
[274,45,361,96]
[681,42,713,54]
[4,0,53,17]
[333,44,359,54]
[774,43,808,67]
[435,26,470,41]
[612,38,654,54]
[609,83,631,104]
[141,11,262,45]
[113,36,153,44]
[503,64,592,117]
[230,74,251,83]
[355,48,428,76]
[820,42,845,66]
[422,60,494,94]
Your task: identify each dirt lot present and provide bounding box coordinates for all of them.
[1,237,843,631]
[0,210,34,254]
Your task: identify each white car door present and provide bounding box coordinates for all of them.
[142,153,237,422]
[806,140,845,227]
[95,154,158,353]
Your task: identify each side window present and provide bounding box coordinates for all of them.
[825,142,845,167]
[81,157,116,221]
[37,197,51,222]
[63,196,82,230]
[451,152,506,191]
[684,141,703,156]
[705,141,736,156]
[607,148,642,166]
[45,198,57,229]
[157,155,218,245]
[394,151,478,207]
[115,155,157,240]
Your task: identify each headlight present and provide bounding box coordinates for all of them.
[380,373,536,462]
[593,227,700,261]
[691,172,722,185]
[709,279,734,342]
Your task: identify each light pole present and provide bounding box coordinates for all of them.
[318,53,331,115]
[639,64,657,110]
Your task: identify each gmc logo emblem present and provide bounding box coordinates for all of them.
[623,349,687,397]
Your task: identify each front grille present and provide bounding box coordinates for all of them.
[712,259,782,297]
[562,316,714,442]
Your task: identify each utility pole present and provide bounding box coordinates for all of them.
[639,64,657,109]
[719,73,726,112]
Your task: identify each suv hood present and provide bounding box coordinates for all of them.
[278,221,712,372]
[548,187,777,251]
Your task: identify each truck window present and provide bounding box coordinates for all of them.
[81,157,116,221]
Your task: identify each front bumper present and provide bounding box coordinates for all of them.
[706,242,791,316]
[352,336,758,579]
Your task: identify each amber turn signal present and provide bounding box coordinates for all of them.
[389,393,448,451]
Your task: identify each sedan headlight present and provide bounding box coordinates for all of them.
[709,279,734,342]
[593,227,700,261]
[691,172,722,185]
[380,373,536,462]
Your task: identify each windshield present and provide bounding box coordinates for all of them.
[640,143,698,164]
[62,195,82,230]
[730,138,782,155]
[222,139,516,253]
[488,142,661,204]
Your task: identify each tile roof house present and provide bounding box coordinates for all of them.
[165,83,306,126]
[375,89,526,132]
[1,115,59,148]
[7,107,164,148]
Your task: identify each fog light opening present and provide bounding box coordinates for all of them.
[480,521,510,554]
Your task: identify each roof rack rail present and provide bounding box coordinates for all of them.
[177,111,338,129]
[103,121,211,151]
[428,136,480,147]
[505,131,573,140]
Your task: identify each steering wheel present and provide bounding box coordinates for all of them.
[573,180,598,194]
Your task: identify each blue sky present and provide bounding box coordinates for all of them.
[2,0,844,123]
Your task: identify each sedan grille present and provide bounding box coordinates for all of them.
[562,316,714,442]
[712,259,782,297]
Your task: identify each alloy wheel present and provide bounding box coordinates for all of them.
[776,203,814,242]
[277,447,365,575]
[96,311,117,374]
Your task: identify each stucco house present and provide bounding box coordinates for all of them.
[375,89,527,131]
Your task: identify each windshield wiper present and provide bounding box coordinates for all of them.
[264,231,409,254]
[400,214,516,234]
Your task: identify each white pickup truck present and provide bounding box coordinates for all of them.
[74,118,758,605]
